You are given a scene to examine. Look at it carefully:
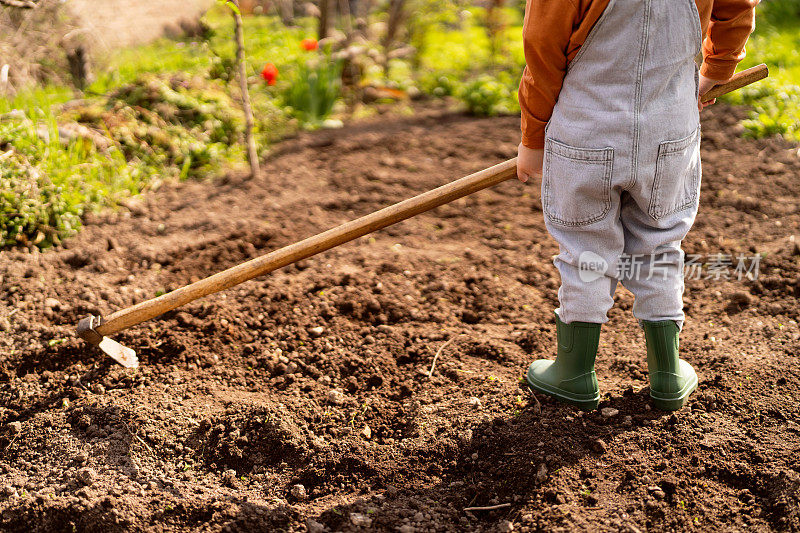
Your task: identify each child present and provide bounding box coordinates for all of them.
[516,0,758,410]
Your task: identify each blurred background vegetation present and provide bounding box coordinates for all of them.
[0,0,798,249]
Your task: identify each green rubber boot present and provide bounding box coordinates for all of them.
[642,320,698,411]
[526,313,601,411]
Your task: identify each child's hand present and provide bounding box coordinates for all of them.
[698,73,727,112]
[517,143,544,183]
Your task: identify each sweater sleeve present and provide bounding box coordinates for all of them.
[518,0,581,150]
[700,0,759,81]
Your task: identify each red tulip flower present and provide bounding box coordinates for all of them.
[301,38,319,51]
[261,63,278,85]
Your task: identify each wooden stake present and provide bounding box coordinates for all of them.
[232,0,260,177]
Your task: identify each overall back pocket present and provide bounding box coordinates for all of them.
[648,127,701,220]
[542,138,614,227]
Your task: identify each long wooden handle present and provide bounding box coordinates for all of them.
[701,63,768,101]
[93,158,519,336]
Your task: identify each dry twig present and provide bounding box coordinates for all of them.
[428,334,466,378]
[122,421,155,454]
[464,503,511,512]
[523,380,542,414]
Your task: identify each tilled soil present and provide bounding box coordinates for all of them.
[1,104,799,532]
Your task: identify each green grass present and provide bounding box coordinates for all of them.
[721,1,800,140]
[90,9,317,95]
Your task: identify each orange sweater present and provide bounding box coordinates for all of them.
[519,0,759,149]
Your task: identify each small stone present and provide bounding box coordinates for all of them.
[350,512,372,527]
[2,485,17,498]
[468,397,482,409]
[290,484,307,500]
[77,467,97,486]
[601,407,619,418]
[535,463,548,484]
[44,297,61,309]
[360,425,372,440]
[308,326,325,337]
[327,389,345,405]
[591,439,607,454]
[7,421,21,434]
[307,519,325,533]
[399,525,416,533]
[74,451,89,463]
[498,520,514,532]
[222,469,238,486]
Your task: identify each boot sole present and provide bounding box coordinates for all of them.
[525,370,600,411]
[650,374,698,411]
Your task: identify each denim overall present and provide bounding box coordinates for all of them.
[542,0,702,327]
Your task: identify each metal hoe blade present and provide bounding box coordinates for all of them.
[97,337,138,368]
[76,315,139,369]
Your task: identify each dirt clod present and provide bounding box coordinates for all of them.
[327,388,345,405]
[591,439,608,454]
[76,467,96,486]
[290,483,307,500]
[498,520,514,532]
[350,512,372,527]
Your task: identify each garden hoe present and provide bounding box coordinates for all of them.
[75,64,768,368]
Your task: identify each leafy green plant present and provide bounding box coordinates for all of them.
[458,72,519,116]
[0,116,136,248]
[0,72,296,249]
[741,88,800,139]
[281,52,343,125]
[418,72,461,97]
[0,152,80,248]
